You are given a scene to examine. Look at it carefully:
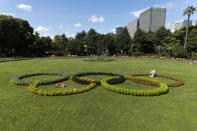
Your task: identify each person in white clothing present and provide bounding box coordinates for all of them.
[150,69,156,77]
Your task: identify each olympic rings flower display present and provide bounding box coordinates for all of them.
[11,72,184,96]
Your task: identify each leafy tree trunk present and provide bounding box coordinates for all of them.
[184,14,190,51]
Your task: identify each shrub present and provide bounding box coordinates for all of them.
[101,76,169,97]
[28,77,97,96]
[72,72,125,85]
[128,74,184,87]
[11,72,69,85]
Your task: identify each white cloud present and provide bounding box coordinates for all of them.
[74,23,82,27]
[160,2,175,9]
[17,4,32,11]
[130,7,149,17]
[1,12,15,16]
[109,29,115,33]
[35,26,51,36]
[88,15,104,23]
[59,25,64,29]
[65,32,75,38]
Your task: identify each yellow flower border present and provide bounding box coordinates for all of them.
[28,77,97,96]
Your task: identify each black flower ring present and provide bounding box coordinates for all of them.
[10,72,69,85]
[72,72,125,86]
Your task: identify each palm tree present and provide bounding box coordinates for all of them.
[183,6,197,51]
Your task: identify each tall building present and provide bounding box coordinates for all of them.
[139,7,166,32]
[169,20,192,32]
[194,20,197,25]
[115,27,123,34]
[126,18,139,38]
[106,32,114,35]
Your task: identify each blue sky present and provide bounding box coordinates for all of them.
[0,0,197,38]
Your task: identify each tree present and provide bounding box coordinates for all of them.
[115,27,131,55]
[171,44,186,58]
[188,28,197,57]
[53,34,68,55]
[39,36,52,55]
[96,34,106,55]
[104,34,116,55]
[0,15,34,56]
[60,34,68,49]
[145,31,156,54]
[75,30,86,41]
[67,40,84,56]
[183,5,197,51]
[155,26,171,47]
[163,29,187,58]
[132,29,146,55]
[84,28,98,55]
[31,31,40,56]
[154,27,171,55]
[131,30,156,55]
[32,32,52,56]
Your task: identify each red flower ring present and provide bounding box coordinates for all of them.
[128,73,184,87]
[128,76,160,86]
[157,74,184,87]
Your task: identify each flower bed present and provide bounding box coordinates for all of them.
[29,77,97,96]
[72,72,125,85]
[101,76,169,96]
[11,71,184,97]
[128,73,184,87]
[11,72,69,85]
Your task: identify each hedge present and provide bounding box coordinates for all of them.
[128,73,184,87]
[28,77,97,96]
[11,72,69,85]
[101,76,169,96]
[72,72,125,85]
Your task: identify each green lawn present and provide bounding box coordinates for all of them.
[0,57,197,131]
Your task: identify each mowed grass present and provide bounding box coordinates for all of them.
[0,57,197,131]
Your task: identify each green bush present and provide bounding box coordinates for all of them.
[11,72,69,85]
[101,76,169,97]
[191,56,197,60]
[28,77,97,96]
[172,45,187,58]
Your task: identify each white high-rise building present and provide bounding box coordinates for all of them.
[169,20,192,32]
[126,19,139,38]
[139,7,166,32]
[126,7,166,38]
[194,20,197,25]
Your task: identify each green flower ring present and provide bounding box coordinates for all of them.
[128,74,184,87]
[10,72,69,85]
[101,76,169,96]
[28,77,97,96]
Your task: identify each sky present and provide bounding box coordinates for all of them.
[0,0,197,38]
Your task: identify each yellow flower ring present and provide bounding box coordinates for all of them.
[28,77,97,96]
[101,76,169,96]
[128,73,184,87]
